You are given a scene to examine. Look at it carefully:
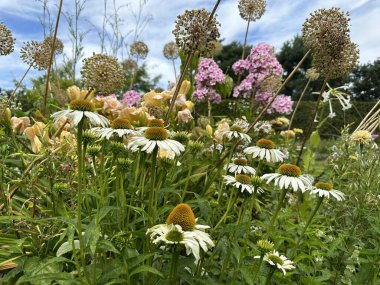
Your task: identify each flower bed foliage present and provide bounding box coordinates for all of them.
[0,1,380,285]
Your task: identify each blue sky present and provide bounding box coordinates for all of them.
[0,0,379,90]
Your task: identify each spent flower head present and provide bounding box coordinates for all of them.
[173,9,220,55]
[81,53,125,95]
[130,41,149,59]
[163,41,179,60]
[0,23,15,56]
[238,0,266,22]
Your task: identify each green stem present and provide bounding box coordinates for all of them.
[252,254,264,282]
[268,188,288,232]
[296,79,328,165]
[76,119,86,279]
[169,249,180,284]
[181,164,193,202]
[298,196,324,242]
[214,190,236,231]
[148,147,158,227]
[264,268,275,285]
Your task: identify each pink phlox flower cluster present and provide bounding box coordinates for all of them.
[193,87,221,103]
[193,58,225,103]
[121,90,141,107]
[232,59,250,75]
[232,43,283,98]
[269,95,293,114]
[232,73,254,98]
[255,92,293,114]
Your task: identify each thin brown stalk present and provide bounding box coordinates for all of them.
[7,64,33,105]
[164,53,193,123]
[288,78,312,130]
[42,0,64,115]
[296,79,328,165]
[241,19,251,60]
[355,100,380,132]
[165,0,221,124]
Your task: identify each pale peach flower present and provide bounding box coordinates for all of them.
[11,116,30,133]
[24,127,42,153]
[177,108,193,123]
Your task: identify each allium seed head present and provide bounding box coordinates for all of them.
[130,41,149,59]
[81,53,125,95]
[172,9,220,55]
[0,23,15,56]
[163,41,179,60]
[238,0,266,22]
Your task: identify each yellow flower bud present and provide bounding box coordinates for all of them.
[206,124,213,137]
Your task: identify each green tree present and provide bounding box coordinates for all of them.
[348,59,380,101]
[214,41,252,82]
[124,63,161,93]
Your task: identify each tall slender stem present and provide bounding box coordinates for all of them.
[288,78,312,130]
[7,64,33,105]
[241,19,251,60]
[264,268,275,285]
[296,79,327,165]
[169,249,180,284]
[164,53,193,124]
[268,188,288,232]
[298,196,324,243]
[76,119,86,279]
[172,58,177,81]
[43,0,64,115]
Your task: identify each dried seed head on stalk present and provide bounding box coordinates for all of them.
[302,8,351,54]
[43,36,64,55]
[0,23,15,56]
[238,0,266,22]
[163,41,179,60]
[81,53,125,95]
[20,37,64,70]
[172,9,220,55]
[122,58,138,71]
[130,41,149,59]
[302,8,359,79]
[305,68,320,81]
[313,41,359,79]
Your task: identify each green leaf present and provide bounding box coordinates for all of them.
[129,265,164,278]
[56,240,80,257]
[309,131,320,149]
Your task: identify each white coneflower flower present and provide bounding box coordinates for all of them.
[254,120,272,133]
[255,250,295,275]
[146,203,214,261]
[222,124,252,143]
[51,99,109,127]
[261,164,312,192]
[127,119,185,155]
[225,157,256,174]
[308,182,345,201]
[244,139,286,163]
[92,118,136,139]
[224,174,264,194]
